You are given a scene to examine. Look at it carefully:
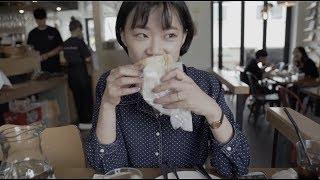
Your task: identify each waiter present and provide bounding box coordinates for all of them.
[63,17,93,130]
[27,8,63,73]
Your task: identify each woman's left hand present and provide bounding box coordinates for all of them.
[153,68,221,120]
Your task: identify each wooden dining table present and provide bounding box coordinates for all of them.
[207,67,250,130]
[54,167,288,179]
[265,72,319,87]
[266,107,320,168]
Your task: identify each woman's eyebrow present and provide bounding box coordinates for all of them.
[134,25,150,30]
[164,26,179,30]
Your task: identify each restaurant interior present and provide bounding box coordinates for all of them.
[0,1,319,179]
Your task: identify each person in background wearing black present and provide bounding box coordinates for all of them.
[241,49,275,94]
[27,8,63,73]
[63,17,93,130]
[290,47,319,113]
[293,46,319,80]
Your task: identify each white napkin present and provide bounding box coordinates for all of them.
[0,70,12,90]
[272,168,298,179]
[141,61,193,132]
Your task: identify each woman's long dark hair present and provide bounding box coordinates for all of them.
[296,46,309,62]
[69,16,82,32]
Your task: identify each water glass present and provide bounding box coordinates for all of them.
[104,168,143,179]
[296,140,320,179]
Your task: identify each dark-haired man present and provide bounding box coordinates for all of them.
[27,8,63,73]
[241,49,275,94]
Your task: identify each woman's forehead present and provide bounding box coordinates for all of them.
[125,4,183,30]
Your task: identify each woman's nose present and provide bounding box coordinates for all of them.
[146,38,165,56]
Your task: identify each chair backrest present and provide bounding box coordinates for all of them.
[278,86,307,115]
[246,71,260,95]
[40,125,86,169]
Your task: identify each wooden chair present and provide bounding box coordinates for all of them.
[246,72,279,123]
[278,86,308,115]
[40,125,86,169]
[277,86,310,166]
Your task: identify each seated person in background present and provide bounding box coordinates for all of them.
[288,47,319,109]
[241,49,275,94]
[293,46,319,80]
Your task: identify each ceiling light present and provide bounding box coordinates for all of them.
[19,9,24,14]
[32,1,37,2]
[56,7,62,11]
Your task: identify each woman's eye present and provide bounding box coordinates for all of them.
[165,33,177,39]
[135,33,148,39]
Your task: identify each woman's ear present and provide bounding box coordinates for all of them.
[120,31,127,47]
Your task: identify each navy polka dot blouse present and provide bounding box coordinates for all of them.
[85,65,250,178]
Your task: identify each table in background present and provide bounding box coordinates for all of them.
[208,67,250,130]
[0,76,71,126]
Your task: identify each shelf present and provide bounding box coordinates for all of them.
[304,28,314,32]
[306,2,317,10]
[305,16,315,21]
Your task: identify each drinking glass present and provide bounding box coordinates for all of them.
[0,123,54,179]
[104,168,143,179]
[296,140,320,179]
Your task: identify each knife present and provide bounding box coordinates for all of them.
[194,165,212,179]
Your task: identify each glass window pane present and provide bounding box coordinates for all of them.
[266,1,287,64]
[213,2,219,68]
[104,17,117,41]
[222,1,241,69]
[244,1,264,65]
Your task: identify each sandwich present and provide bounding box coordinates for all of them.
[136,54,193,131]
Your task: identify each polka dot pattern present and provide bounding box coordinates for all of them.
[84,65,250,178]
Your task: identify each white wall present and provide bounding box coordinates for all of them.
[183,1,212,71]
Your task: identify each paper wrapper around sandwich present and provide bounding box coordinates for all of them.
[136,55,193,132]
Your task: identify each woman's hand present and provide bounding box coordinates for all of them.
[153,68,221,121]
[102,64,144,108]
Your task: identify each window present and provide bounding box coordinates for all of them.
[222,1,241,69]
[266,1,287,65]
[212,1,291,69]
[244,1,264,65]
[213,2,219,68]
[86,18,96,51]
[104,17,117,41]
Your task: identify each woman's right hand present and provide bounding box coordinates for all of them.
[101,64,144,108]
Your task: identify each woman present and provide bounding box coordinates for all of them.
[85,2,250,178]
[293,47,319,79]
[63,17,93,130]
